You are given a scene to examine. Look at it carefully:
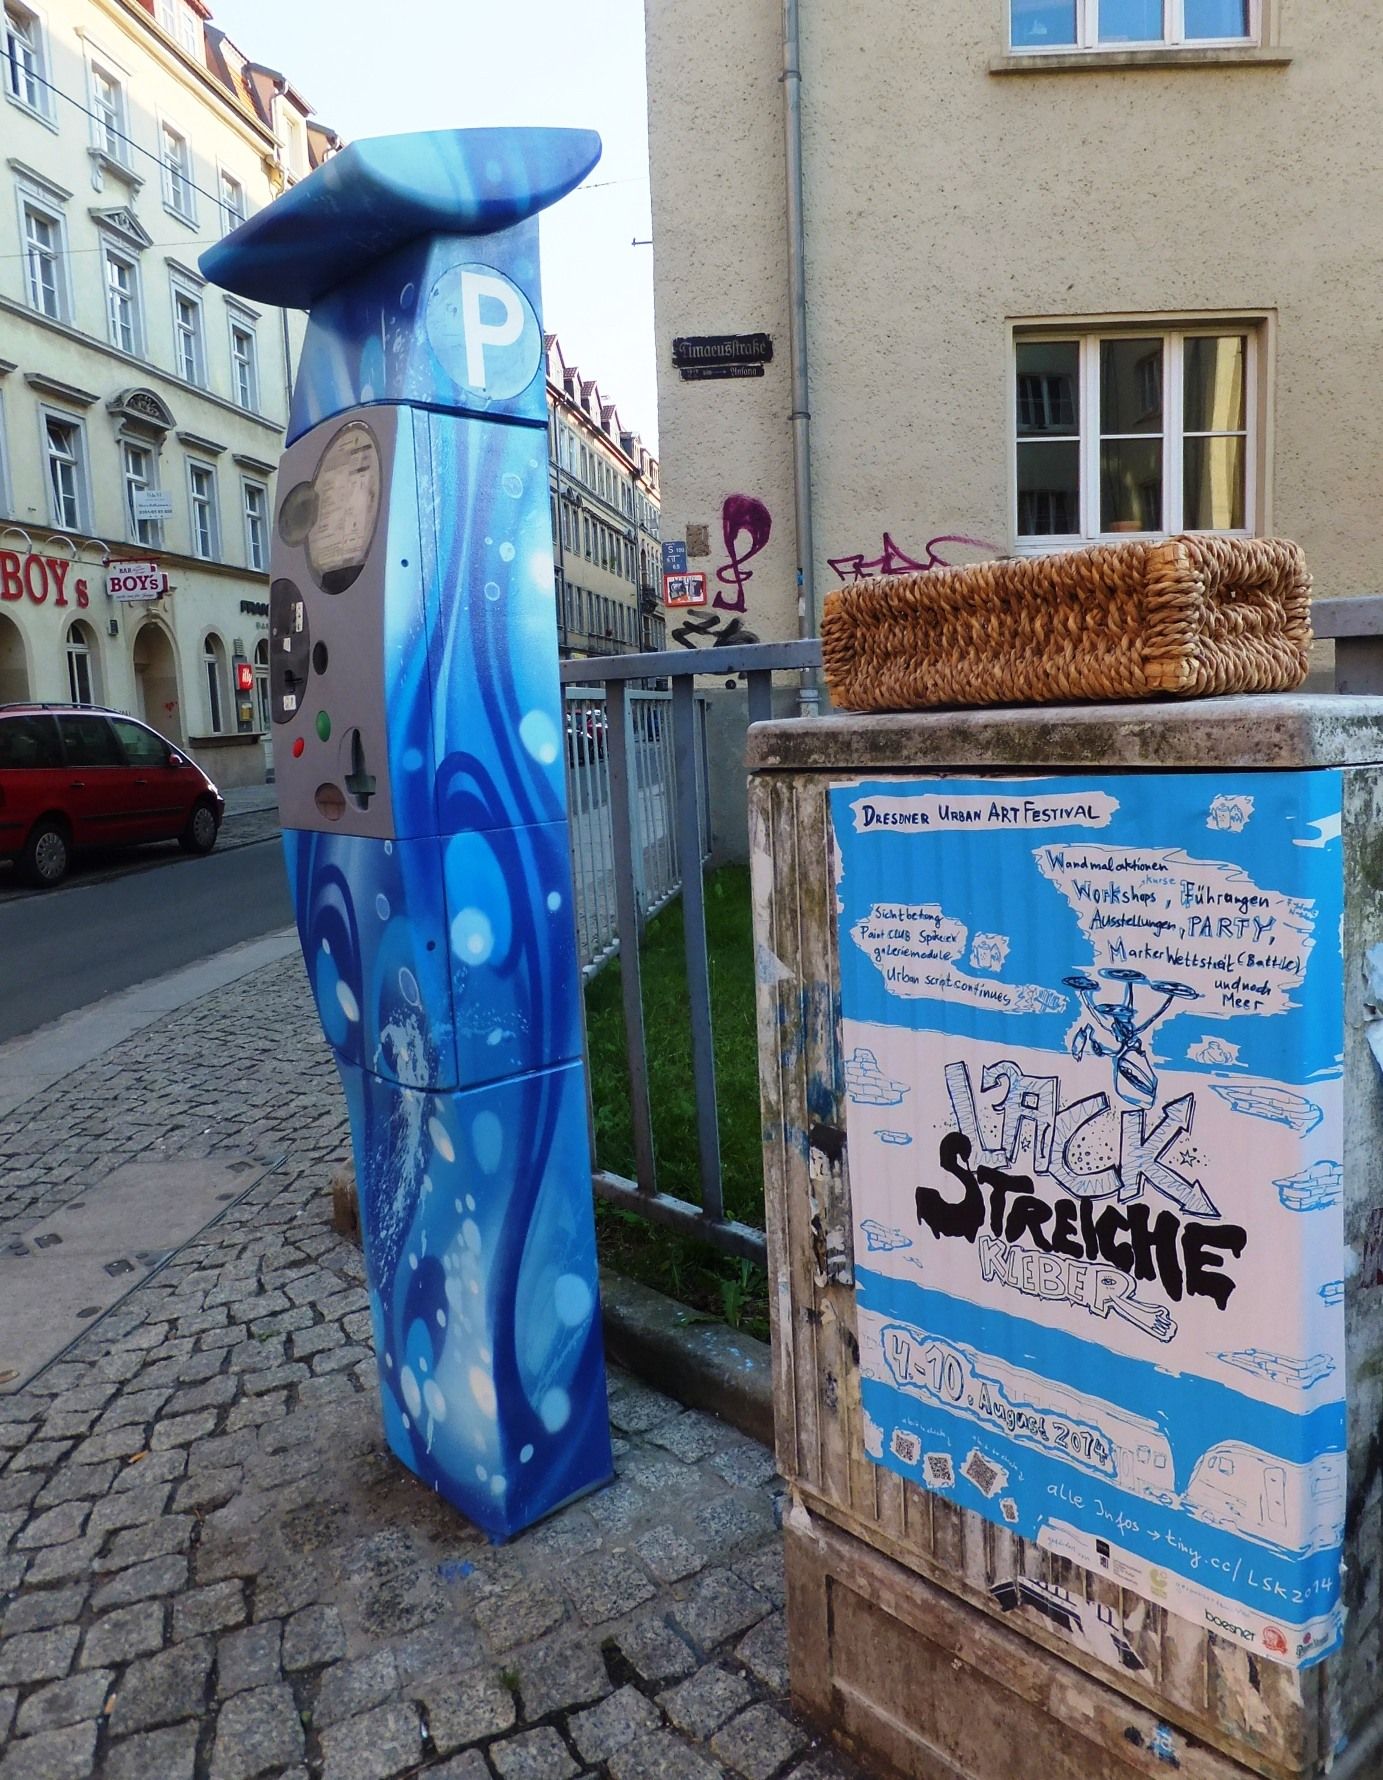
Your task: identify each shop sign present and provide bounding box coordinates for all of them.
[0,550,91,608]
[107,561,168,601]
[132,489,175,521]
[832,770,1345,1670]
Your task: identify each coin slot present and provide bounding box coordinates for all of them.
[343,729,377,811]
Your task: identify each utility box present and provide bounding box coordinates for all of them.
[748,696,1383,1780]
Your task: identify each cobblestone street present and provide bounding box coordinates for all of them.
[0,957,843,1780]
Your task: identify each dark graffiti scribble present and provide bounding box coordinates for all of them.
[672,610,762,650]
[714,494,772,612]
[827,532,999,584]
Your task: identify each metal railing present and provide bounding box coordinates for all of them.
[563,684,689,973]
[560,640,820,1265]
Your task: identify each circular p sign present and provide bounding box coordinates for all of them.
[425,263,541,402]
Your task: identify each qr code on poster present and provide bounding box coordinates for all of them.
[961,1447,1009,1499]
[999,1497,1020,1524]
[889,1428,920,1466]
[923,1452,955,1490]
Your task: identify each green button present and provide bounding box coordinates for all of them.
[316,711,331,742]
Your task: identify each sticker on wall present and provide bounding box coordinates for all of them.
[832,771,1345,1671]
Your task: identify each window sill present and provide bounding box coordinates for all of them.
[991,45,1292,73]
[3,93,59,133]
[162,201,200,230]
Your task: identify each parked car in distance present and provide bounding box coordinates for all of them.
[0,704,224,888]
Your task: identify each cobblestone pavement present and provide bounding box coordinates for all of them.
[0,957,849,1780]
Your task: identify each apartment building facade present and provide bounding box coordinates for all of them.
[643,1,1372,652]
[546,335,663,663]
[0,0,334,782]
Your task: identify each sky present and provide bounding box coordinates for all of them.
[207,0,660,448]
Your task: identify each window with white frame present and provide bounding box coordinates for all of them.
[65,620,99,705]
[4,4,49,116]
[242,479,268,571]
[89,61,127,161]
[122,440,162,546]
[43,414,86,531]
[1014,326,1255,544]
[171,283,205,384]
[103,243,141,355]
[203,633,227,733]
[156,0,201,57]
[0,389,9,514]
[229,320,258,410]
[188,461,219,559]
[219,169,245,233]
[1010,0,1253,51]
[161,123,195,221]
[20,194,65,319]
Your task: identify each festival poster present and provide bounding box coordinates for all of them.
[831,772,1345,1671]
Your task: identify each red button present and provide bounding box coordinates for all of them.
[292,737,305,758]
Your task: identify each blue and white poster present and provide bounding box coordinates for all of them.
[832,772,1345,1670]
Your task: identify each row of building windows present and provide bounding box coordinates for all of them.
[553,496,640,584]
[560,583,656,652]
[34,614,267,737]
[32,405,269,568]
[5,2,246,232]
[18,180,261,410]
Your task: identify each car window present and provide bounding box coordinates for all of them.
[0,715,62,769]
[110,717,168,768]
[57,713,123,767]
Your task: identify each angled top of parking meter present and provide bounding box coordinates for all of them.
[200,127,601,308]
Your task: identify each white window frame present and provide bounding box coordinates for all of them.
[0,388,9,514]
[170,278,206,386]
[242,478,269,571]
[39,409,89,533]
[1009,0,1258,52]
[17,183,68,321]
[4,2,52,121]
[187,458,219,560]
[122,439,163,548]
[156,0,200,57]
[202,632,227,734]
[88,56,129,164]
[218,166,246,234]
[102,239,143,356]
[228,316,258,411]
[1011,322,1259,550]
[160,119,196,224]
[65,620,99,705]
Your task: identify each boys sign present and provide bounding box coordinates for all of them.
[832,771,1346,1669]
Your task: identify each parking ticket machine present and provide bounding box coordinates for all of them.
[200,129,613,1539]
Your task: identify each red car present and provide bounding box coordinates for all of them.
[0,704,224,888]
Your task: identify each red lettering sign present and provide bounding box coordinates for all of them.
[0,552,96,609]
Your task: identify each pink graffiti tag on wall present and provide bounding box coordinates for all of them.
[715,494,773,613]
[827,532,999,583]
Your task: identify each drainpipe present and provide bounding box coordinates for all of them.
[783,0,819,717]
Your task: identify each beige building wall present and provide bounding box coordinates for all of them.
[645,0,1376,649]
[0,0,325,783]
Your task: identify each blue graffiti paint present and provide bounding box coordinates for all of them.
[202,128,612,1540]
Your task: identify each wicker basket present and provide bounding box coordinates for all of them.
[820,534,1311,712]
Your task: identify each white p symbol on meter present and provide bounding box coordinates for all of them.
[426,263,541,402]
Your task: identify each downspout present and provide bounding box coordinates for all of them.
[783,0,819,717]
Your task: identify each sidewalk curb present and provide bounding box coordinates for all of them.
[599,1267,774,1445]
[0,925,300,1117]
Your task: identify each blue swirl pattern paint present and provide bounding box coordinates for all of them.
[202,128,612,1538]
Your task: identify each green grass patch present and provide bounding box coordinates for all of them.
[585,863,770,1340]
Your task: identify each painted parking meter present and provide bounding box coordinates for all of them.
[200,129,613,1540]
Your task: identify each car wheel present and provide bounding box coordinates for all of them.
[179,800,219,856]
[19,818,71,888]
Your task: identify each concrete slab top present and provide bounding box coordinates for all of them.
[746,694,1383,773]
